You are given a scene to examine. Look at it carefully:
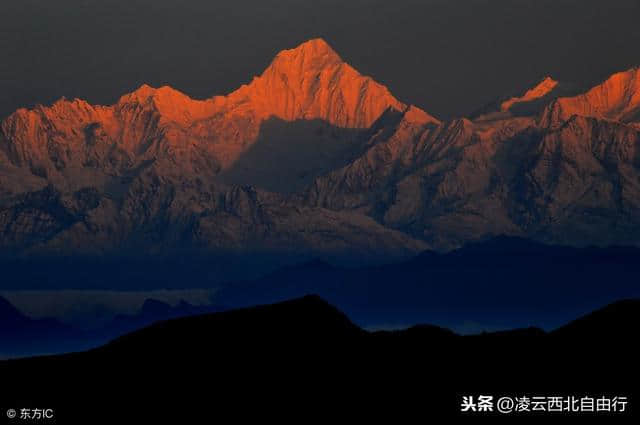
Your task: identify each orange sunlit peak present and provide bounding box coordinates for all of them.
[500,76,559,112]
[275,38,342,63]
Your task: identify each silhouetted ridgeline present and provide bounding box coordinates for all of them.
[0,296,638,422]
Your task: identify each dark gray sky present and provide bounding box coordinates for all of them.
[2,0,640,120]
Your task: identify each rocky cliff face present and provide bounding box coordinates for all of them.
[1,39,639,265]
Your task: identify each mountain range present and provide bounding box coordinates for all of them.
[1,38,640,271]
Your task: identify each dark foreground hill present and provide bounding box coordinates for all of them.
[1,296,638,422]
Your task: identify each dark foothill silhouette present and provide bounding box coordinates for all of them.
[1,296,637,421]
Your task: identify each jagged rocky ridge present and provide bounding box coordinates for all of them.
[304,67,640,249]
[1,38,639,264]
